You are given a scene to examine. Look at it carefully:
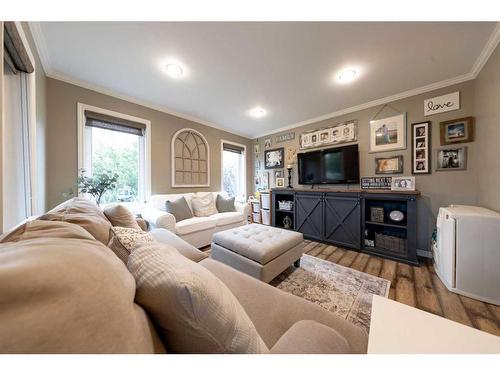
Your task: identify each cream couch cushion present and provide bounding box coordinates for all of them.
[210,212,244,227]
[38,198,112,245]
[104,204,141,230]
[0,221,164,354]
[175,216,217,235]
[191,192,218,217]
[128,242,269,354]
[108,227,154,264]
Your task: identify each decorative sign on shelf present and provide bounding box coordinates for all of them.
[424,91,460,116]
[360,176,393,190]
[275,132,295,143]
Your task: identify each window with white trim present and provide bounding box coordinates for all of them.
[221,141,246,202]
[81,108,150,206]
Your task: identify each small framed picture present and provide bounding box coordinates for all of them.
[318,129,331,143]
[375,155,403,174]
[370,207,384,223]
[300,132,313,148]
[391,176,415,191]
[274,170,283,179]
[264,147,284,169]
[412,121,431,174]
[440,117,474,145]
[255,160,260,171]
[264,137,272,149]
[436,146,467,171]
[254,143,260,154]
[276,177,285,188]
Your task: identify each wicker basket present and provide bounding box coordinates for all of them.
[375,233,407,254]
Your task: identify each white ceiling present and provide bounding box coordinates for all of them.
[32,22,498,138]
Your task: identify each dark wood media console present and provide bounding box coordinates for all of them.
[271,188,419,265]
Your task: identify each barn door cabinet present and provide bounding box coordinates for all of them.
[271,188,419,265]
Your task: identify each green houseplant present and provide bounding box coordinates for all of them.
[77,169,119,206]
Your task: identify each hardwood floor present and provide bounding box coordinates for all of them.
[302,240,500,337]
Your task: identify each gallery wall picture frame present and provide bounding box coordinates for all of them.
[264,147,284,169]
[275,132,295,143]
[254,142,260,154]
[412,121,431,174]
[440,117,474,145]
[260,171,269,190]
[274,170,284,179]
[436,146,467,171]
[369,113,407,153]
[264,137,272,149]
[276,177,285,188]
[391,176,416,191]
[375,155,404,174]
[299,120,357,150]
[285,145,298,165]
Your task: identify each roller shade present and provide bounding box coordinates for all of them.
[85,110,146,136]
[4,22,34,74]
[223,143,245,154]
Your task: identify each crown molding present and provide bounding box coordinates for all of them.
[45,70,252,139]
[254,72,474,138]
[470,22,500,78]
[28,22,52,75]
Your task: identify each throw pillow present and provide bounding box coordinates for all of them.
[216,194,236,213]
[128,242,269,354]
[191,193,218,217]
[104,204,141,230]
[108,226,154,264]
[165,196,193,222]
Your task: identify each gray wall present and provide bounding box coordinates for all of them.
[254,80,480,253]
[45,78,253,209]
[475,43,500,211]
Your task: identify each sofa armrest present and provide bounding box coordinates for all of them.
[141,207,176,232]
[235,201,249,220]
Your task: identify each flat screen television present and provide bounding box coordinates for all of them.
[297,144,359,185]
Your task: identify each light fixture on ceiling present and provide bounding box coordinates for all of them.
[337,68,358,84]
[248,106,267,118]
[165,63,184,79]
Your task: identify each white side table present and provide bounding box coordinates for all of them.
[368,295,500,354]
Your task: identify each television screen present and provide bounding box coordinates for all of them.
[297,150,322,184]
[297,144,359,185]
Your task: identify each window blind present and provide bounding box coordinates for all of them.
[85,110,146,136]
[4,22,34,74]
[223,143,245,154]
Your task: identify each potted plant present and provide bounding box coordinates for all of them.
[77,169,119,206]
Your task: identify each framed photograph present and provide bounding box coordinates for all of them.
[318,129,331,143]
[440,117,474,145]
[300,132,313,148]
[254,143,260,154]
[391,176,416,191]
[436,146,467,171]
[276,177,285,188]
[264,147,284,169]
[369,113,406,153]
[375,155,404,174]
[412,121,431,174]
[255,159,260,171]
[260,172,269,190]
[264,137,272,149]
[274,170,283,179]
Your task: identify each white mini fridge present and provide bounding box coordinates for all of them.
[435,205,500,306]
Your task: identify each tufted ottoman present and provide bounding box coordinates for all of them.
[210,224,304,283]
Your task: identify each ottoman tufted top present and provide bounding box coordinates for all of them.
[212,224,303,265]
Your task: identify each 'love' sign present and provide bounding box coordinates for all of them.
[424,92,460,116]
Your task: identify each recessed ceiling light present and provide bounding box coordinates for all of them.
[165,63,184,79]
[248,106,267,118]
[337,68,358,84]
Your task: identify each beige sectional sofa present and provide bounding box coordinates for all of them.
[0,198,368,354]
[142,192,248,248]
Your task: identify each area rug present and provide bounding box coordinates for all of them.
[270,254,390,332]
